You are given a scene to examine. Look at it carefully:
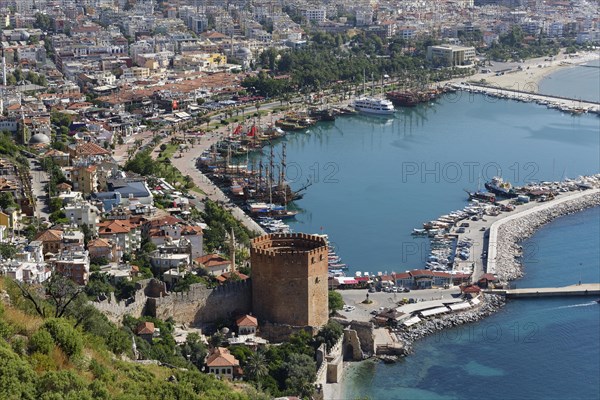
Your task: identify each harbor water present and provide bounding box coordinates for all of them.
[344,206,600,400]
[538,59,600,104]
[253,93,599,273]
[250,67,600,398]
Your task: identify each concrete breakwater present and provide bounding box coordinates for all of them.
[489,190,600,282]
[393,294,505,354]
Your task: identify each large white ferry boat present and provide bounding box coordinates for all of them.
[353,96,395,115]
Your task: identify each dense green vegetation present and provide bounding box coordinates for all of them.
[486,26,560,62]
[242,32,471,97]
[5,68,47,87]
[230,321,344,398]
[0,277,265,400]
[201,199,254,255]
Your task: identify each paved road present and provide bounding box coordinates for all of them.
[28,159,50,221]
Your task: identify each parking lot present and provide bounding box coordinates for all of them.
[338,287,461,323]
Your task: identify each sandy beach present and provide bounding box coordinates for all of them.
[470,50,600,92]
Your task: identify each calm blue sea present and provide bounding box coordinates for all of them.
[252,93,600,273]
[344,206,600,400]
[538,59,600,103]
[251,67,600,399]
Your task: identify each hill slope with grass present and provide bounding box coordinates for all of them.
[0,278,265,400]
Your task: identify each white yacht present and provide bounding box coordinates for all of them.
[353,96,395,115]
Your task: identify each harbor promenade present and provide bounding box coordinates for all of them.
[487,283,600,298]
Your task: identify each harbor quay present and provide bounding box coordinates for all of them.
[325,180,600,395]
[452,82,600,114]
[487,283,600,298]
[486,188,600,281]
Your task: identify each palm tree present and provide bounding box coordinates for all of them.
[244,350,268,384]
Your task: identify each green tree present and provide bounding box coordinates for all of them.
[282,353,316,397]
[328,290,344,314]
[0,344,38,399]
[0,243,17,260]
[245,350,269,385]
[180,332,208,369]
[314,320,343,351]
[0,192,17,210]
[28,329,55,355]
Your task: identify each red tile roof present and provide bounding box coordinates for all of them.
[136,321,155,335]
[206,347,240,367]
[35,229,63,242]
[73,142,111,156]
[236,314,258,327]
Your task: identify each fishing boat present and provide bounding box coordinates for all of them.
[485,176,518,198]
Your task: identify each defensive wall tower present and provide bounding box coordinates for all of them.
[251,233,329,329]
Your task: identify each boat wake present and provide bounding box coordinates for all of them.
[552,302,598,310]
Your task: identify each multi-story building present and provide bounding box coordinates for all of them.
[54,249,90,285]
[426,45,476,67]
[300,7,326,23]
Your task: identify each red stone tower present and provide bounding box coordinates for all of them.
[251,233,329,329]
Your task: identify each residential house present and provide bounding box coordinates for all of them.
[215,271,249,285]
[163,268,186,288]
[88,238,117,262]
[0,209,18,237]
[194,254,231,276]
[236,315,258,335]
[206,347,240,379]
[53,249,90,285]
[68,141,111,165]
[98,219,141,253]
[34,229,63,257]
[181,225,203,259]
[64,201,100,230]
[149,250,190,272]
[62,165,98,195]
[135,321,155,343]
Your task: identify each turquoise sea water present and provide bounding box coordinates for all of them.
[251,68,600,399]
[344,206,600,400]
[247,67,600,399]
[252,93,599,273]
[538,59,600,103]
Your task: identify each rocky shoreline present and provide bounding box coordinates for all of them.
[389,294,505,356]
[493,192,600,282]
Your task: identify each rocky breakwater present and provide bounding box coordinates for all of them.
[394,294,505,355]
[493,191,600,282]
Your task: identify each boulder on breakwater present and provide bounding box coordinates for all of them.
[494,192,600,282]
[394,294,505,354]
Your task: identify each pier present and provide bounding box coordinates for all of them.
[486,189,600,277]
[453,82,600,114]
[486,283,600,298]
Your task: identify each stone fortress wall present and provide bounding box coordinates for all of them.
[92,278,251,329]
[251,233,329,329]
